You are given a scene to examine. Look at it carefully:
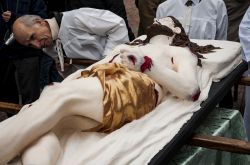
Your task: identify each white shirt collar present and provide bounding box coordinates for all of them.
[45,18,59,41]
[182,0,200,6]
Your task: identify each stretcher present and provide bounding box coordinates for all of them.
[150,60,248,164]
[0,40,249,164]
[0,62,248,164]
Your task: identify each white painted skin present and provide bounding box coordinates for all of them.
[120,44,200,101]
[0,51,164,165]
[0,77,104,164]
[119,16,200,101]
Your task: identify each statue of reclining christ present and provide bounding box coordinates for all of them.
[0,16,218,164]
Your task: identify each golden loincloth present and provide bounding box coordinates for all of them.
[81,63,158,133]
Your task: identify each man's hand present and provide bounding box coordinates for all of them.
[2,11,11,22]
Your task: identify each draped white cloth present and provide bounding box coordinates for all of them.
[7,40,242,165]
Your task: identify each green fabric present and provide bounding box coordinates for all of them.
[169,108,250,165]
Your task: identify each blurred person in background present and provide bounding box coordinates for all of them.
[135,0,166,36]
[219,0,250,108]
[239,6,250,141]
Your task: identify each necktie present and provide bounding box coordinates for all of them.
[185,0,193,6]
[184,0,193,35]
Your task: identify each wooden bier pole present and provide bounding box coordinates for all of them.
[239,76,250,86]
[0,101,22,114]
[189,134,250,154]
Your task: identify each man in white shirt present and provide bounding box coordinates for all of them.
[12,8,129,72]
[239,6,250,141]
[156,0,228,40]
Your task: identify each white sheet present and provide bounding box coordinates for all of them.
[9,40,242,165]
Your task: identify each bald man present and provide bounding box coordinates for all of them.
[13,15,53,49]
[13,8,129,74]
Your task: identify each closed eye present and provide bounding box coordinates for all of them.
[27,33,35,41]
[128,55,136,65]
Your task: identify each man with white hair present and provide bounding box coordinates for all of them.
[12,8,129,73]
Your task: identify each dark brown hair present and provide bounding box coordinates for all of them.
[127,16,220,66]
[126,22,175,46]
[144,22,175,43]
[169,16,220,56]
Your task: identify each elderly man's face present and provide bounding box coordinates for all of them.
[13,20,53,49]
